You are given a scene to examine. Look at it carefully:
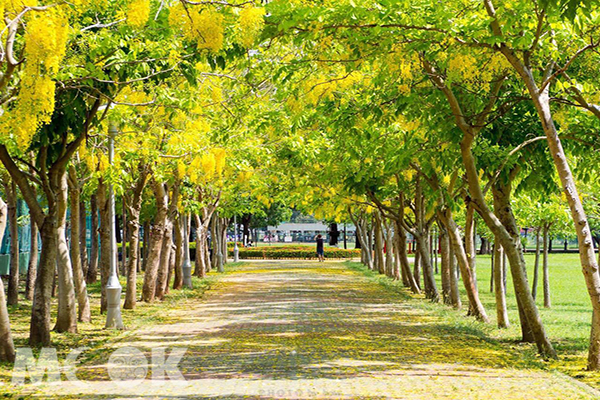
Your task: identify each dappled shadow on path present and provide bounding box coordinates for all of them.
[38,262,600,399]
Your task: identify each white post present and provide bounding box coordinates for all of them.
[234,215,239,263]
[182,215,193,288]
[105,123,125,330]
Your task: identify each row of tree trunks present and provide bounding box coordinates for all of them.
[481,10,598,364]
[467,143,555,356]
[423,56,556,358]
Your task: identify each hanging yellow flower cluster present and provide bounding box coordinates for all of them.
[238,6,265,48]
[186,148,227,184]
[0,0,36,19]
[2,9,69,149]
[126,0,150,28]
[195,9,224,52]
[169,4,224,53]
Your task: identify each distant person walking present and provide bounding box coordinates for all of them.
[315,234,325,262]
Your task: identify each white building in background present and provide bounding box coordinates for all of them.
[263,222,356,243]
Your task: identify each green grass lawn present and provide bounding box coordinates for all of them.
[470,253,596,383]
[469,253,591,354]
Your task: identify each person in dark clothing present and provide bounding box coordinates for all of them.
[315,234,325,262]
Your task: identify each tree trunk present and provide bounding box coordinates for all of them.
[384,221,394,278]
[349,211,371,269]
[165,243,176,296]
[210,215,218,271]
[494,240,510,328]
[123,169,147,309]
[367,216,374,269]
[217,216,225,271]
[79,200,88,278]
[203,228,211,273]
[355,228,362,250]
[415,232,438,301]
[440,225,452,305]
[123,210,141,309]
[532,228,541,300]
[413,243,421,289]
[141,180,168,303]
[87,195,99,284]
[543,224,551,308]
[462,129,553,355]
[490,246,494,293]
[220,216,228,266]
[194,214,207,278]
[360,217,373,269]
[432,231,437,274]
[374,212,385,274]
[154,220,173,300]
[26,216,38,301]
[121,197,127,276]
[54,169,79,333]
[241,214,251,246]
[392,229,401,280]
[172,214,184,290]
[480,237,491,255]
[465,204,477,291]
[448,237,462,309]
[98,181,111,313]
[67,167,91,323]
[5,180,19,306]
[0,197,15,362]
[491,182,535,343]
[30,216,59,345]
[394,219,420,294]
[142,220,150,272]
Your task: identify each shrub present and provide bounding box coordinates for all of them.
[226,245,360,260]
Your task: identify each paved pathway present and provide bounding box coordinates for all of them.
[38,261,599,399]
